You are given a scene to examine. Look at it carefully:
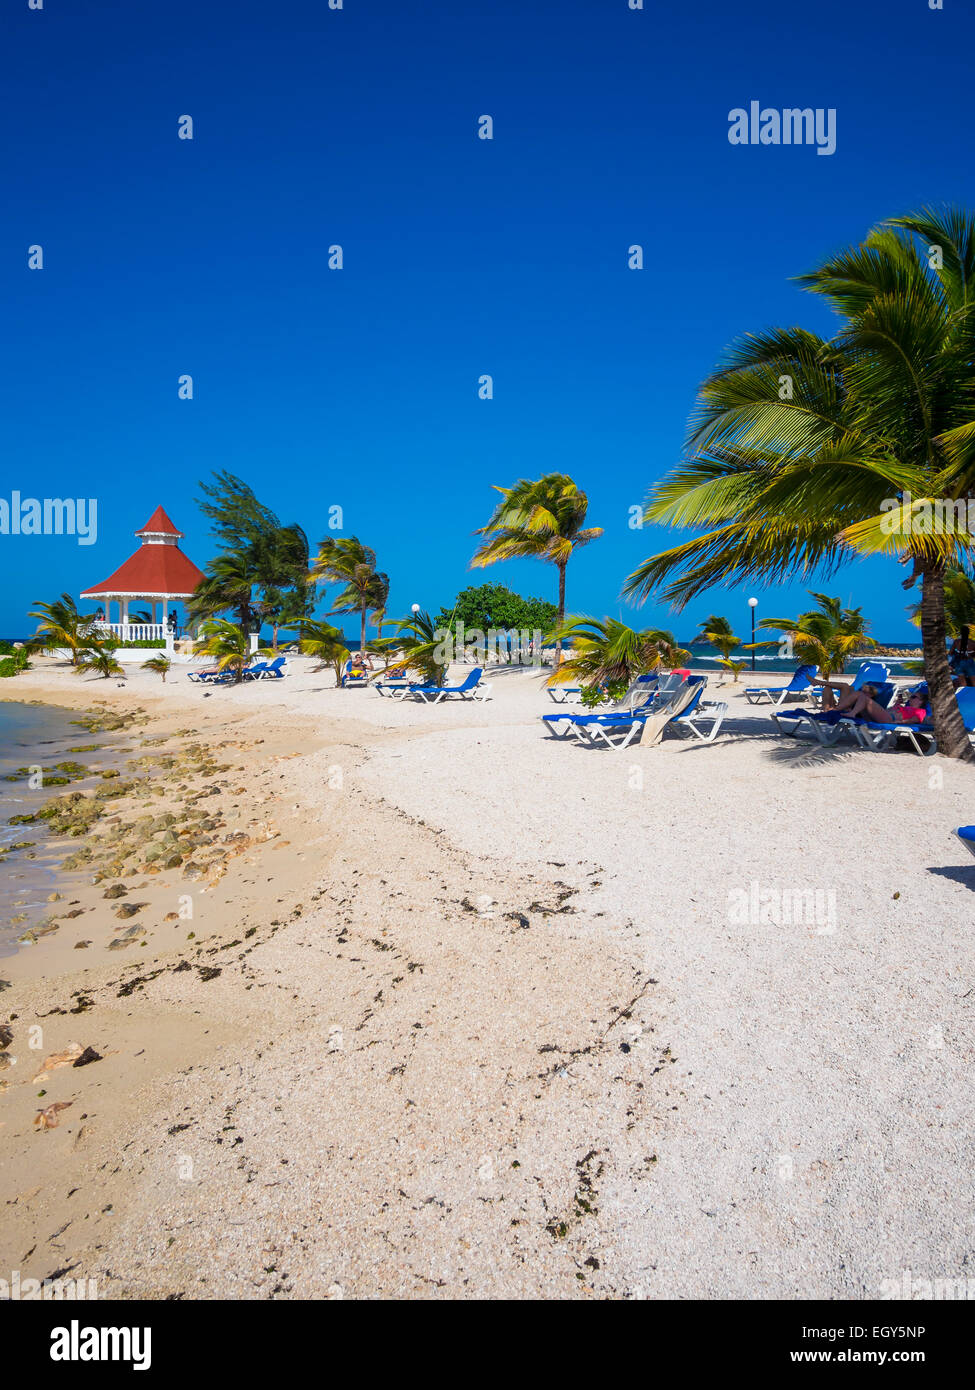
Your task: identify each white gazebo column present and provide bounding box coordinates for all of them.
[163,597,176,656]
[121,598,130,635]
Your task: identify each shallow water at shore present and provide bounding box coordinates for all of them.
[0,701,115,956]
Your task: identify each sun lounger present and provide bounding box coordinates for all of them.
[256,656,287,680]
[581,679,705,749]
[404,667,491,703]
[744,664,818,706]
[772,682,896,745]
[541,674,675,738]
[854,686,975,756]
[542,677,707,750]
[673,687,729,742]
[341,659,370,688]
[956,825,975,859]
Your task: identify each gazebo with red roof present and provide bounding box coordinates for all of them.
[80,506,205,645]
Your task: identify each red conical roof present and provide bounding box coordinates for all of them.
[136,505,183,537]
[80,505,205,599]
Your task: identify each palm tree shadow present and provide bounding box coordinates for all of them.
[761,740,862,768]
[928,864,975,891]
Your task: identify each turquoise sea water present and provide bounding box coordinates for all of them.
[681,642,921,674]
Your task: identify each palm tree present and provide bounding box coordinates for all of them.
[250,523,312,650]
[698,614,738,660]
[375,609,446,685]
[27,594,97,666]
[193,619,251,685]
[698,614,748,684]
[76,646,125,680]
[141,654,172,682]
[625,206,975,759]
[310,536,389,661]
[292,619,349,686]
[547,616,689,693]
[188,552,260,634]
[908,566,975,640]
[471,474,603,654]
[754,592,876,681]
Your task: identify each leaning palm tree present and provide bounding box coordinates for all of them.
[374,609,446,685]
[698,614,748,684]
[625,206,975,759]
[754,592,876,681]
[27,594,97,666]
[471,474,602,654]
[193,619,251,685]
[309,536,389,662]
[76,645,125,680]
[292,619,350,686]
[547,616,689,692]
[188,551,260,633]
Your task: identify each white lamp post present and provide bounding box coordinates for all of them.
[748,597,758,672]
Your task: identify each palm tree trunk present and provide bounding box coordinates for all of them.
[921,566,972,760]
[556,562,567,658]
[360,602,367,661]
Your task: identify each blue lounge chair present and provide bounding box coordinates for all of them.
[575,678,708,750]
[956,825,975,859]
[542,677,712,750]
[374,678,412,698]
[341,658,370,688]
[404,667,491,704]
[257,656,287,680]
[242,660,270,681]
[744,664,818,706]
[541,675,677,739]
[771,662,892,739]
[773,681,896,745]
[855,686,975,756]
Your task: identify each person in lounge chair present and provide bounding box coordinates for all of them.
[842,687,929,725]
[815,680,874,714]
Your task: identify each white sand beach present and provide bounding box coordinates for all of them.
[1,657,972,1299]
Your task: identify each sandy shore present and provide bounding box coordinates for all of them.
[1,656,973,1299]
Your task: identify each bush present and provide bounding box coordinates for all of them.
[0,646,31,678]
[114,638,167,649]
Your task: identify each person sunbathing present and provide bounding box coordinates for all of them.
[814,680,874,714]
[842,688,929,725]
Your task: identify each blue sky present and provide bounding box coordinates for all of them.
[2,0,971,641]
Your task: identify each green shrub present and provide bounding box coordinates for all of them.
[0,646,31,678]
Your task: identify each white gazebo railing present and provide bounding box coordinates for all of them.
[93,622,166,642]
